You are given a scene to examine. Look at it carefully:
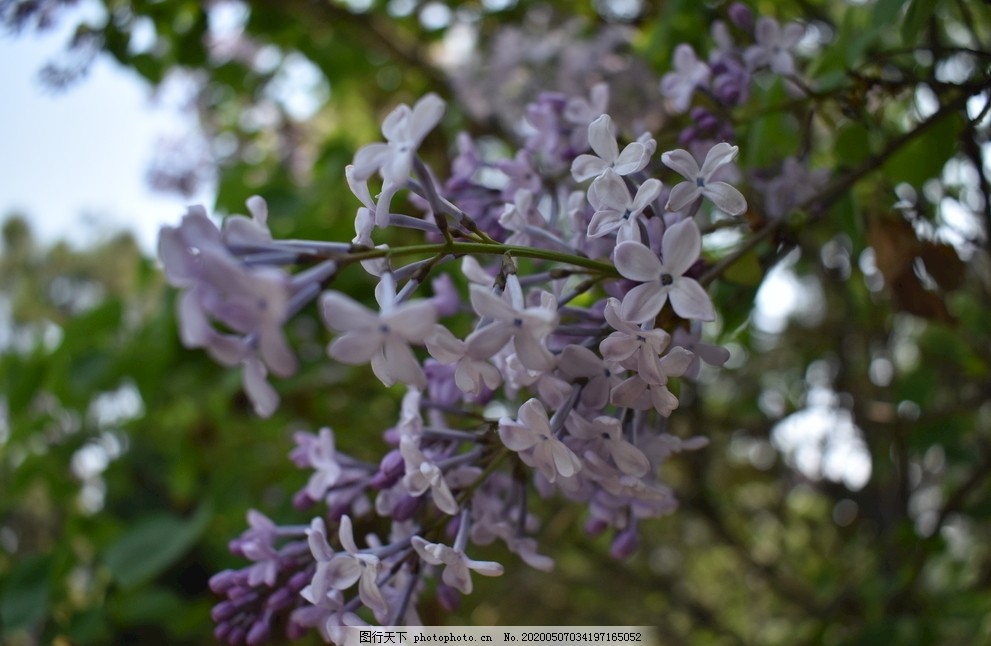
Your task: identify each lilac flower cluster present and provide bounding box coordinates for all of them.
[657,3,827,216]
[156,5,828,643]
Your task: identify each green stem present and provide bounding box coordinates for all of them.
[344,241,621,277]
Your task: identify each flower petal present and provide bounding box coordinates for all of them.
[352,142,391,181]
[408,93,446,143]
[661,218,701,277]
[570,155,609,183]
[498,420,538,451]
[699,142,739,179]
[243,357,278,418]
[630,178,663,214]
[612,142,649,176]
[621,281,667,324]
[321,292,377,332]
[329,330,382,364]
[468,285,517,320]
[609,440,650,477]
[660,148,700,181]
[669,278,715,321]
[385,300,437,342]
[374,336,425,388]
[614,241,662,282]
[587,114,619,162]
[703,181,747,215]
[465,322,514,360]
[325,554,361,590]
[588,169,630,211]
[665,181,702,212]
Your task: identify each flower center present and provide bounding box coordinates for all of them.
[696,176,705,187]
[661,273,674,286]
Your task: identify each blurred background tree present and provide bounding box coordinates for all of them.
[2,0,990,644]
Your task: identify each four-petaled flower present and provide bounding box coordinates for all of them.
[571,114,650,183]
[314,515,389,616]
[499,398,582,482]
[411,536,504,595]
[321,286,436,390]
[586,168,663,242]
[465,278,558,372]
[614,219,715,323]
[744,17,805,75]
[662,142,747,215]
[352,93,446,185]
[659,44,710,113]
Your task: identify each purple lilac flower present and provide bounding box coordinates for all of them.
[571,114,650,183]
[320,281,437,390]
[662,142,748,215]
[659,44,710,114]
[586,168,663,242]
[499,398,582,483]
[613,219,715,323]
[352,93,446,185]
[744,17,805,75]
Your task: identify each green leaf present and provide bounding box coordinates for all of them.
[103,504,212,590]
[745,81,799,169]
[0,553,51,636]
[835,121,874,167]
[901,0,940,43]
[883,111,963,187]
[108,586,184,624]
[872,0,908,28]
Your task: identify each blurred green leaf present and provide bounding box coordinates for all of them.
[103,504,212,590]
[902,0,940,43]
[0,553,51,636]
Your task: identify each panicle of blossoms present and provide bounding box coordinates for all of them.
[157,197,342,417]
[148,16,861,637]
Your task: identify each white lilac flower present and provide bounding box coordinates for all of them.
[672,326,731,380]
[556,344,624,410]
[319,515,388,616]
[320,279,436,389]
[565,413,651,477]
[346,164,400,235]
[220,195,273,248]
[464,278,558,372]
[571,114,650,183]
[610,346,694,415]
[613,219,715,323]
[498,189,543,246]
[304,427,343,501]
[352,93,446,185]
[662,142,747,215]
[599,297,672,385]
[159,204,297,417]
[563,82,610,152]
[659,44,710,114]
[425,325,503,397]
[400,437,459,515]
[238,510,280,586]
[498,398,582,483]
[411,536,504,595]
[744,17,805,75]
[586,169,663,242]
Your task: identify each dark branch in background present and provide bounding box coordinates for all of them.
[960,114,991,252]
[703,85,978,288]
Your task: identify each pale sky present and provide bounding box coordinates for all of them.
[0,10,212,253]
